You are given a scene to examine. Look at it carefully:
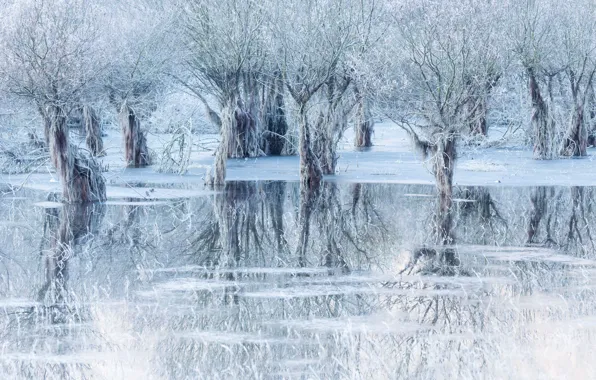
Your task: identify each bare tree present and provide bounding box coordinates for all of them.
[99,0,178,167]
[510,0,566,159]
[272,0,376,190]
[0,0,106,202]
[374,0,501,240]
[182,0,266,186]
[558,2,596,157]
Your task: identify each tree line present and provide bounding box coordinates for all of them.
[0,0,595,202]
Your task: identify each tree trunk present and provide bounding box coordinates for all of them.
[316,108,347,175]
[432,134,456,246]
[587,85,596,147]
[298,105,323,194]
[560,103,588,156]
[528,70,557,159]
[206,97,235,187]
[262,72,288,155]
[243,74,260,158]
[314,77,352,175]
[469,95,488,136]
[224,97,258,158]
[45,105,106,203]
[119,103,151,168]
[354,90,374,147]
[83,105,104,156]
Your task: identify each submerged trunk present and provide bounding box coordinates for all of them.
[45,105,106,203]
[560,103,588,156]
[315,77,352,175]
[528,70,557,159]
[119,103,151,168]
[432,135,456,247]
[316,109,347,175]
[206,97,236,187]
[354,89,374,147]
[298,105,323,194]
[83,105,104,156]
[262,73,288,155]
[225,98,258,158]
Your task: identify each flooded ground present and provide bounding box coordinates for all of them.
[0,182,595,379]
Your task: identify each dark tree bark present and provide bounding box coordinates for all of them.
[286,78,326,195]
[528,69,557,159]
[298,104,323,193]
[228,99,257,158]
[314,75,352,175]
[119,103,151,168]
[45,105,106,203]
[262,72,288,155]
[354,87,374,147]
[82,105,104,156]
[586,85,596,147]
[467,75,499,137]
[560,103,588,156]
[206,95,255,187]
[560,68,595,157]
[432,135,456,247]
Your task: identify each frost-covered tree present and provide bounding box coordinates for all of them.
[181,0,268,186]
[557,1,596,157]
[0,0,106,202]
[271,0,378,190]
[98,0,177,167]
[374,0,503,245]
[509,0,567,159]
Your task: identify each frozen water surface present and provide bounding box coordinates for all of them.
[1,125,596,378]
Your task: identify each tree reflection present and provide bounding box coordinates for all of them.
[38,202,104,323]
[1,200,105,379]
[3,183,596,378]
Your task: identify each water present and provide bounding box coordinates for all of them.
[0,182,595,379]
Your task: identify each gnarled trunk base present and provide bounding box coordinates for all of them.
[299,109,323,194]
[560,104,588,157]
[529,71,557,160]
[46,106,106,203]
[119,104,151,168]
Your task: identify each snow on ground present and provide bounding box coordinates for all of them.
[2,121,596,198]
